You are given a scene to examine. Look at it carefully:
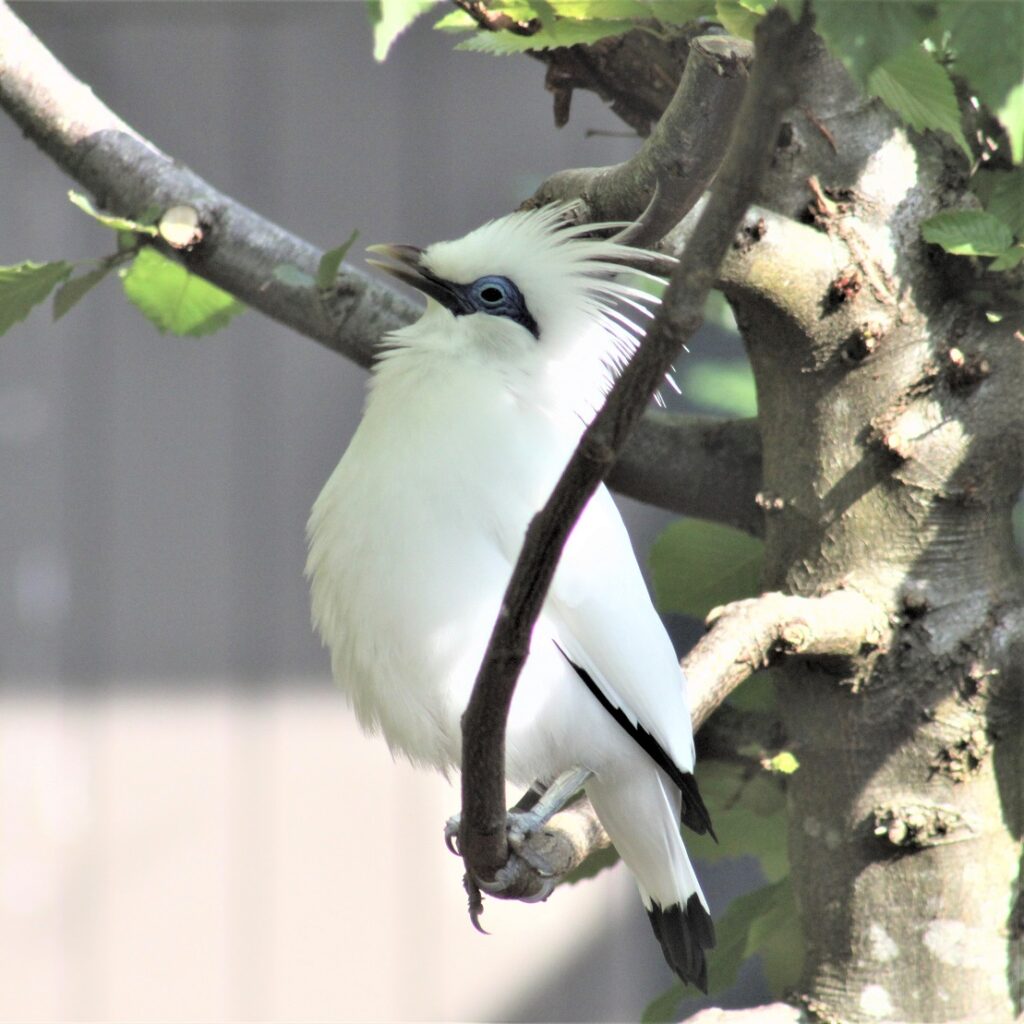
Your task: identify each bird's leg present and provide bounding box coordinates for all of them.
[444,780,544,855]
[446,767,593,910]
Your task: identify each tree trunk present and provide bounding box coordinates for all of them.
[723,40,1024,1023]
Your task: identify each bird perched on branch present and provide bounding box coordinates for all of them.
[306,204,714,989]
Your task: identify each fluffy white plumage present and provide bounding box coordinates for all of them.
[306,204,714,988]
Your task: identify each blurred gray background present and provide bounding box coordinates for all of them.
[0,3,763,1021]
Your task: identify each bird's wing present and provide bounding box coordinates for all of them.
[498,482,697,779]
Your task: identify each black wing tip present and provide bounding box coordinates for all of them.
[678,771,717,842]
[647,893,716,994]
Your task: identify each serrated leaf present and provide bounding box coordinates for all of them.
[0,260,73,336]
[815,1,937,84]
[549,0,649,16]
[650,517,763,620]
[120,247,245,336]
[683,358,756,417]
[273,264,316,288]
[868,44,971,159]
[922,210,1015,256]
[706,876,801,996]
[640,0,716,25]
[317,230,360,289]
[456,16,635,52]
[685,760,789,882]
[936,1,1024,162]
[972,169,1024,240]
[368,0,439,60]
[53,263,112,320]
[989,246,1024,272]
[68,190,158,236]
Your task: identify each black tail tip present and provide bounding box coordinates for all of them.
[647,893,716,994]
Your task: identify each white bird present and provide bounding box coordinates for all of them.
[306,203,715,989]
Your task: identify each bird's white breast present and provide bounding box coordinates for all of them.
[307,350,576,770]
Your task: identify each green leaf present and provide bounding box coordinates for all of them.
[68,190,158,236]
[936,1,1024,162]
[456,16,635,52]
[922,210,1015,256]
[317,230,360,290]
[0,260,73,336]
[682,358,757,417]
[120,247,245,336]
[972,169,1024,240]
[272,264,316,288]
[814,0,938,84]
[650,517,763,620]
[706,876,802,996]
[765,751,800,774]
[53,263,112,320]
[714,0,766,39]
[639,0,716,25]
[685,760,789,883]
[368,0,439,60]
[989,246,1024,272]
[641,981,685,1023]
[867,44,971,159]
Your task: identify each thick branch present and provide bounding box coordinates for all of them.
[459,7,814,887]
[483,586,889,899]
[610,413,763,535]
[529,34,753,242]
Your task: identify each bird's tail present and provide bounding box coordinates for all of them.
[585,769,715,992]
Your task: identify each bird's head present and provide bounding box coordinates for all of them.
[367,204,669,414]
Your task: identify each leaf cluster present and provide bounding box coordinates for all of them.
[0,192,245,339]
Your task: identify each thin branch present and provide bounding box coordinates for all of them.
[0,1,765,530]
[528,34,754,241]
[0,2,412,368]
[458,6,816,887]
[452,0,540,36]
[686,589,889,731]
[475,586,889,898]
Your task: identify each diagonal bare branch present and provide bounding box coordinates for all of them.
[457,5,816,888]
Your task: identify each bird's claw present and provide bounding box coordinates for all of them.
[444,814,462,856]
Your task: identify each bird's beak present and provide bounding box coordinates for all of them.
[366,243,465,311]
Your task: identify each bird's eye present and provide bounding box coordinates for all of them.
[472,276,514,308]
[464,274,539,338]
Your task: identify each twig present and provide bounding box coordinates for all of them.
[458,6,816,887]
[529,35,754,242]
[452,0,539,36]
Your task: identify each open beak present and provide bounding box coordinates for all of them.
[366,243,464,310]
